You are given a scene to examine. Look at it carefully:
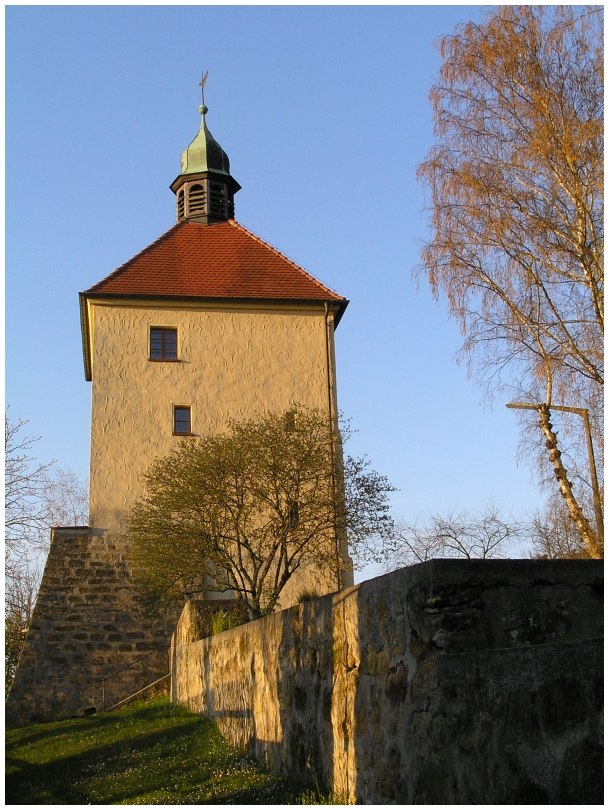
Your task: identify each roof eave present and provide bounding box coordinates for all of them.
[79,293,93,382]
[333,298,349,327]
[81,290,348,324]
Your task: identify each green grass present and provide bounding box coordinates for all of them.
[5,696,324,805]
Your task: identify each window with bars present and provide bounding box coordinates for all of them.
[150,327,178,361]
[173,406,192,435]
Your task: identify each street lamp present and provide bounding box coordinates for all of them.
[506,402,604,544]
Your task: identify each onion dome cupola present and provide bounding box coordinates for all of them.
[170,73,241,225]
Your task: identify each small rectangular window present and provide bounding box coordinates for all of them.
[150,327,178,361]
[173,406,191,435]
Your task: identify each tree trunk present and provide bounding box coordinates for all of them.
[537,404,601,558]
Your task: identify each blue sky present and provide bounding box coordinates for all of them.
[6,5,543,578]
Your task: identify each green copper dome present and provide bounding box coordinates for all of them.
[171,76,241,224]
[180,105,231,176]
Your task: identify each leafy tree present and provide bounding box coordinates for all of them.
[127,407,394,618]
[417,6,603,556]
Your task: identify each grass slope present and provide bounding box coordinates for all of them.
[5,696,313,805]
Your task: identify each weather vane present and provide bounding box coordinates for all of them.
[199,70,209,113]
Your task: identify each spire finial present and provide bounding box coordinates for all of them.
[199,70,209,116]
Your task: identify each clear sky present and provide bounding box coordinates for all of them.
[6,4,543,579]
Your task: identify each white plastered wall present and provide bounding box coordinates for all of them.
[87,299,345,603]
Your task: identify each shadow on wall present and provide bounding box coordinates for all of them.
[252,596,339,794]
[223,589,358,798]
[202,634,254,742]
[196,595,342,794]
[276,595,339,795]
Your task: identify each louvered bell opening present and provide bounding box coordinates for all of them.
[177,189,185,221]
[189,183,206,216]
[209,182,227,217]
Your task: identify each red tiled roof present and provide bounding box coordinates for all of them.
[84,219,347,312]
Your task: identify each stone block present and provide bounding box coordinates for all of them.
[6,527,179,727]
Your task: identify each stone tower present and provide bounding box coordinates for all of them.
[6,85,350,726]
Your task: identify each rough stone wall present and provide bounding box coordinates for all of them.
[6,527,178,728]
[172,559,604,804]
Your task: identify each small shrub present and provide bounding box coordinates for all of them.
[210,608,242,635]
[297,589,319,603]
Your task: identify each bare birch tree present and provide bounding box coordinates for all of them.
[5,563,39,694]
[529,492,589,560]
[5,413,88,692]
[5,414,54,562]
[417,6,603,556]
[5,414,89,561]
[383,504,521,571]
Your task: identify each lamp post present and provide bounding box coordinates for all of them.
[506,402,604,544]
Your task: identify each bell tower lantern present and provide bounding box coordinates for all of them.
[170,73,241,224]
